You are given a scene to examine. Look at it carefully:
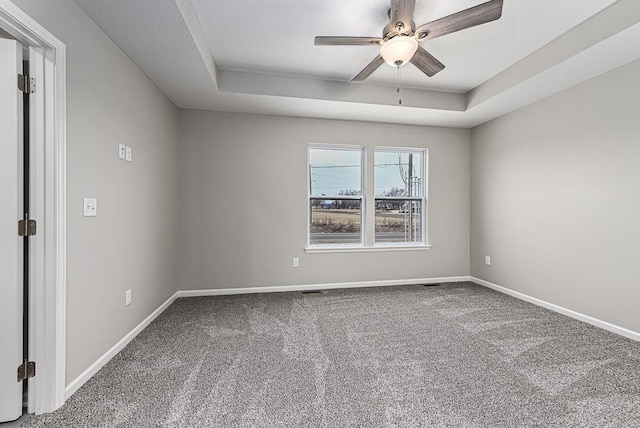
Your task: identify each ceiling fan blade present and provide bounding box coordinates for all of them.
[415,0,503,41]
[315,36,383,46]
[410,46,445,77]
[390,0,416,34]
[351,55,385,82]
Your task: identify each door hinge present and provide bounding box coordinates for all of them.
[17,361,36,382]
[18,219,37,237]
[17,74,36,94]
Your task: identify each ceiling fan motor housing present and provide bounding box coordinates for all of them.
[383,21,416,40]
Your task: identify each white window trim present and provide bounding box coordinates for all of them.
[305,244,432,254]
[373,146,429,248]
[306,145,430,252]
[307,144,366,247]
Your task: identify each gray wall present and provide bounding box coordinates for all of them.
[14,0,639,393]
[12,0,180,383]
[471,58,640,333]
[178,111,471,290]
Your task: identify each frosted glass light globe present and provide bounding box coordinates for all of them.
[380,36,419,66]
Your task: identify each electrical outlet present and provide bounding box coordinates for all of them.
[125,146,132,162]
[292,257,299,268]
[118,143,126,160]
[83,198,97,217]
[485,256,491,266]
[125,289,132,306]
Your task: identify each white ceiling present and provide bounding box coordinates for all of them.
[72,0,640,127]
[191,0,615,92]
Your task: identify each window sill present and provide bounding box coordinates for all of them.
[305,244,432,254]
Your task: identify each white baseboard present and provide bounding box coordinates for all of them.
[64,292,179,399]
[62,276,639,404]
[471,276,640,342]
[176,276,472,298]
[63,276,469,399]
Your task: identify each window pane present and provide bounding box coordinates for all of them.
[374,151,422,197]
[309,148,362,197]
[375,200,422,243]
[310,199,361,245]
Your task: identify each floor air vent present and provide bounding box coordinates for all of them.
[301,290,328,295]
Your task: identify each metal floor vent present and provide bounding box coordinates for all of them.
[301,290,328,295]
[422,283,443,287]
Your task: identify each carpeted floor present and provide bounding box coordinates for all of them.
[17,282,640,427]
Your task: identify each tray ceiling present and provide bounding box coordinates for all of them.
[191,0,615,92]
[72,0,640,127]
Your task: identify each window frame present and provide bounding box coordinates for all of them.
[373,147,428,248]
[306,144,430,253]
[307,144,366,249]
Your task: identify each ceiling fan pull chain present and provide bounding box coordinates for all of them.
[397,63,402,105]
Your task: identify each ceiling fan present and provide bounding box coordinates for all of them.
[315,0,504,82]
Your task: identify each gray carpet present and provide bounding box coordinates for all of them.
[18,282,640,427]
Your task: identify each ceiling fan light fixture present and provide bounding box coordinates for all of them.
[380,36,418,67]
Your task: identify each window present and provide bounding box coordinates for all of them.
[374,150,425,245]
[308,145,428,250]
[308,146,364,246]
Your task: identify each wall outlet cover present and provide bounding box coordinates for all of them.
[118,143,126,160]
[83,198,97,217]
[125,146,132,162]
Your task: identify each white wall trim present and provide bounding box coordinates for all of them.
[65,276,468,398]
[60,275,640,403]
[65,292,179,399]
[177,276,471,297]
[0,0,67,414]
[471,277,640,342]
[58,274,640,404]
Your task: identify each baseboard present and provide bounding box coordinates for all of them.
[61,276,639,402]
[63,276,470,398]
[471,276,640,342]
[177,276,472,297]
[64,292,179,399]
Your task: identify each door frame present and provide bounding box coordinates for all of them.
[0,1,66,414]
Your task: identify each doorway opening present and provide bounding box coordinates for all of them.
[0,1,67,419]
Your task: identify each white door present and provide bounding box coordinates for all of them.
[0,38,24,423]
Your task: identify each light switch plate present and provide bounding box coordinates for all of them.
[118,143,126,160]
[83,198,97,217]
[125,146,132,162]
